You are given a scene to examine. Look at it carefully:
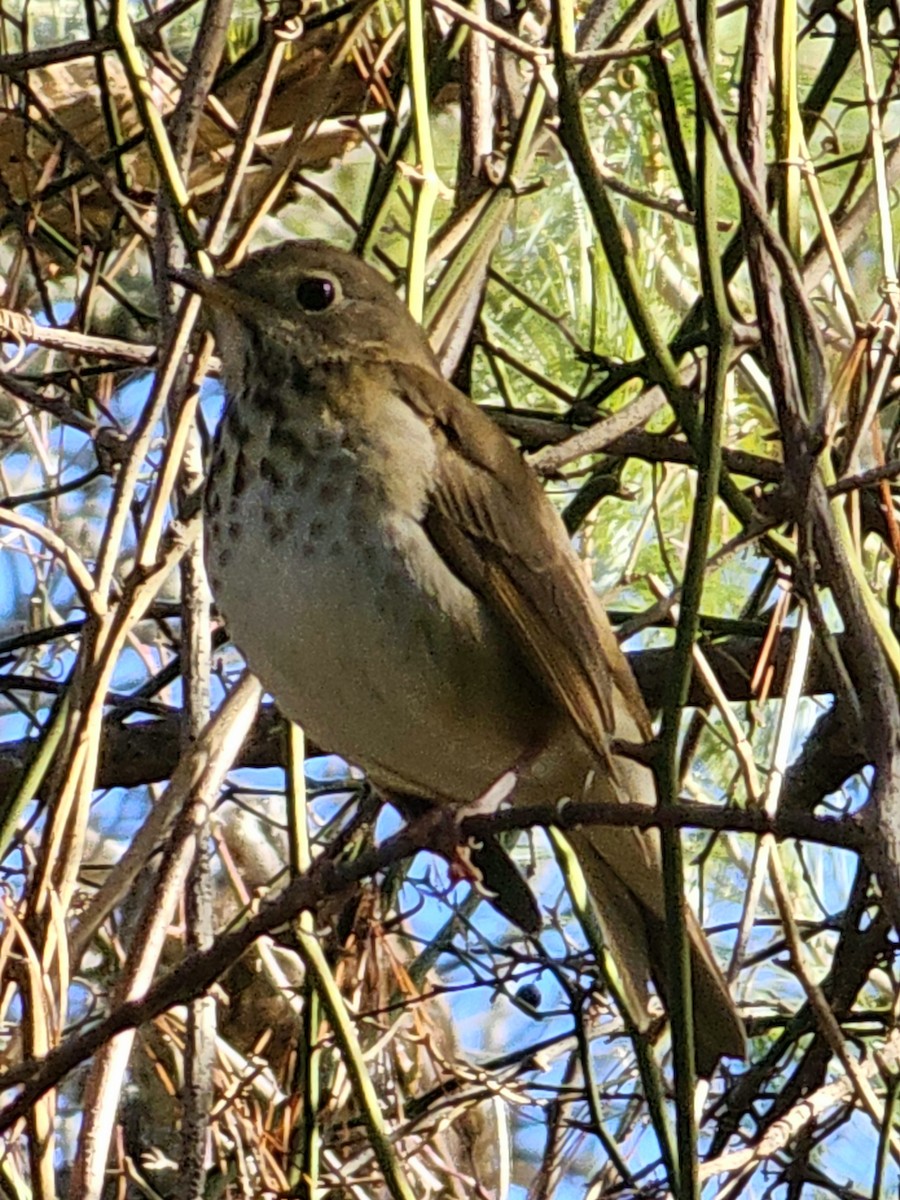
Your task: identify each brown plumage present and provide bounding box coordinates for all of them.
[191,240,745,1073]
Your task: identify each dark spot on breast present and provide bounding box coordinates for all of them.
[226,408,250,445]
[263,506,288,543]
[255,388,289,422]
[271,426,307,459]
[318,477,341,503]
[290,360,312,394]
[232,449,250,497]
[261,457,286,490]
[228,521,242,538]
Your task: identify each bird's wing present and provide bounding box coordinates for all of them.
[395,362,653,760]
[396,364,746,1069]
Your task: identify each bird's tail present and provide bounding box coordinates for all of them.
[565,820,746,1075]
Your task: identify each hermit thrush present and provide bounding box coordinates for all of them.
[188,240,744,1072]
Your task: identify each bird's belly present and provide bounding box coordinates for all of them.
[209,495,551,804]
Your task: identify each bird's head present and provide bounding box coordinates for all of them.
[175,240,439,377]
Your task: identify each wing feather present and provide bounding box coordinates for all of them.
[395,362,652,756]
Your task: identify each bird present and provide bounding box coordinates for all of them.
[187,239,745,1073]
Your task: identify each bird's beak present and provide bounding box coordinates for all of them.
[170,269,271,331]
[169,266,204,292]
[169,268,227,306]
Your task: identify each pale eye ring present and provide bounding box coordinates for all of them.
[296,272,340,313]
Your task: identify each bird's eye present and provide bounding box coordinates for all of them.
[296,274,338,313]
